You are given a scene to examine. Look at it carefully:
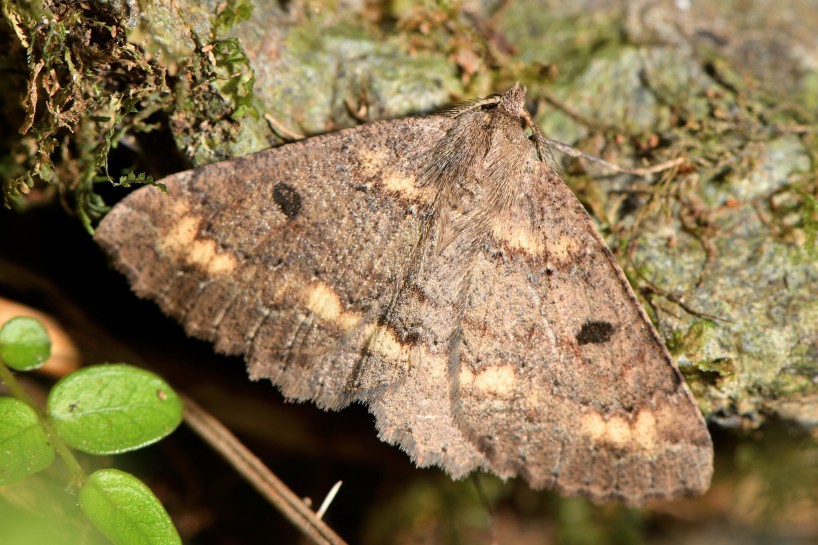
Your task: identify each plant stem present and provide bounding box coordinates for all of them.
[0,361,87,487]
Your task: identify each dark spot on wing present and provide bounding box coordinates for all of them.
[273,182,302,219]
[576,320,615,345]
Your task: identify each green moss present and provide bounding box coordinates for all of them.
[3,1,171,229]
[496,0,623,76]
[800,192,818,260]
[668,320,714,358]
[257,14,462,138]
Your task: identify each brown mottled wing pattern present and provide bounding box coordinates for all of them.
[453,146,712,504]
[95,116,455,409]
[95,85,712,505]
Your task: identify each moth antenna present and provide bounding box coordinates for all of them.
[537,133,685,177]
[440,95,502,118]
[517,91,684,178]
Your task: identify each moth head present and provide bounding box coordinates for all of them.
[497,82,528,119]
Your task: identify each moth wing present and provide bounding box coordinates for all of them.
[95,116,454,409]
[453,159,713,504]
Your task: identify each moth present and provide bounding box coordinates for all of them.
[95,84,713,505]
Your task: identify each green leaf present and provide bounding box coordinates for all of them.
[79,468,181,545]
[0,397,55,485]
[0,317,51,371]
[47,364,183,455]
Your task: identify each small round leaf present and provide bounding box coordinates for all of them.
[0,397,55,484]
[79,468,181,545]
[0,317,51,371]
[47,364,183,455]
